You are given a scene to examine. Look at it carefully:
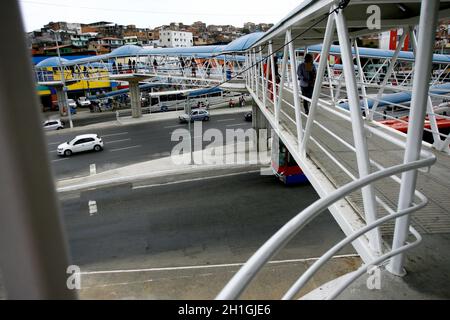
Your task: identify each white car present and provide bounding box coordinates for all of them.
[43,119,64,131]
[67,99,77,109]
[77,97,91,107]
[57,134,104,156]
[179,109,210,123]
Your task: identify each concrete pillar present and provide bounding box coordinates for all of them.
[55,86,66,116]
[129,80,142,118]
[252,104,270,152]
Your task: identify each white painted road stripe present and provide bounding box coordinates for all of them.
[226,123,246,127]
[133,170,260,190]
[109,145,141,152]
[105,138,131,144]
[102,132,128,138]
[88,200,98,216]
[217,118,236,122]
[52,158,69,162]
[260,167,274,176]
[164,125,184,129]
[80,254,360,275]
[90,164,96,175]
[48,142,62,146]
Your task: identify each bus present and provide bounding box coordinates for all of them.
[271,136,308,185]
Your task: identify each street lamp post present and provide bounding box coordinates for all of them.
[51,30,73,128]
[187,97,193,165]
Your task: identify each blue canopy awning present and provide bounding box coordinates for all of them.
[187,87,223,98]
[306,44,450,65]
[222,32,265,53]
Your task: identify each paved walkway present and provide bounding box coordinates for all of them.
[257,86,450,299]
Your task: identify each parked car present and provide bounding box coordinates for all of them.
[179,109,210,123]
[67,99,77,108]
[77,96,91,107]
[67,99,77,114]
[43,119,64,131]
[57,134,104,157]
[244,112,252,122]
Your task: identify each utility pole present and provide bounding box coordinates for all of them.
[51,30,73,128]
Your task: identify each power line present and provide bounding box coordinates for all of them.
[20,0,275,17]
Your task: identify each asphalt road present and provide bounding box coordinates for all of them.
[46,112,252,180]
[59,167,356,299]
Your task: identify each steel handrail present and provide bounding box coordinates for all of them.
[282,194,427,299]
[216,154,435,300]
[327,226,422,299]
[256,74,431,217]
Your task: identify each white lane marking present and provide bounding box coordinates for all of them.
[179,135,203,139]
[48,142,62,146]
[109,145,142,152]
[105,138,131,144]
[164,124,184,129]
[226,123,246,127]
[133,170,260,190]
[217,118,236,122]
[49,150,57,153]
[59,193,81,201]
[88,200,97,216]
[102,132,128,138]
[90,164,96,175]
[80,254,360,275]
[52,158,69,162]
[260,167,274,176]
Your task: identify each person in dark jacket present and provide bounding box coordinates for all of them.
[297,53,316,114]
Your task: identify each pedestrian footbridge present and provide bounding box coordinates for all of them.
[1,0,450,299]
[217,0,450,300]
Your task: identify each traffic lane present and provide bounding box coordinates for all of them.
[60,169,355,269]
[45,112,249,147]
[49,114,252,180]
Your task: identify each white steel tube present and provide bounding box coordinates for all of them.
[335,8,381,253]
[254,49,259,96]
[353,39,370,117]
[389,0,439,276]
[216,156,434,300]
[283,196,427,300]
[370,31,408,119]
[409,28,443,150]
[276,39,290,128]
[330,226,422,299]
[260,47,267,106]
[269,42,277,111]
[287,29,303,148]
[327,62,335,102]
[301,9,335,154]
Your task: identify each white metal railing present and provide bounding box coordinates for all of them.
[254,73,433,222]
[219,0,442,299]
[217,153,435,300]
[35,57,246,85]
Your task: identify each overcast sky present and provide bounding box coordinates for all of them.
[19,0,301,32]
